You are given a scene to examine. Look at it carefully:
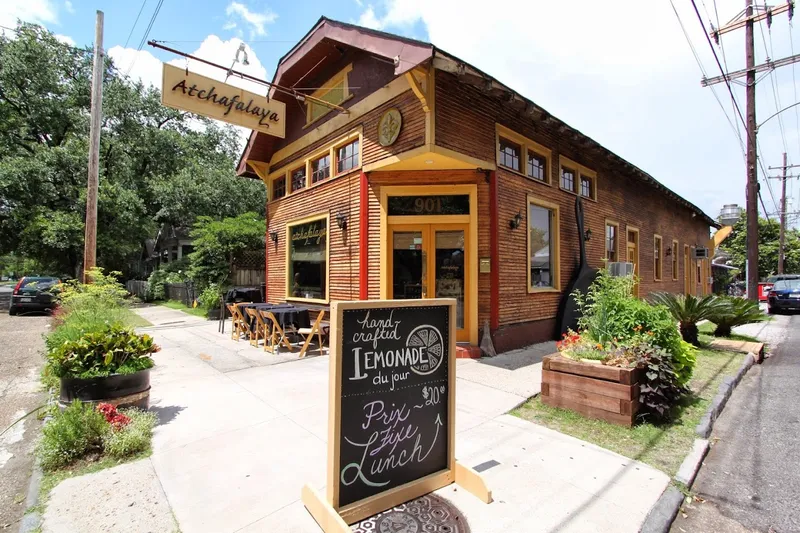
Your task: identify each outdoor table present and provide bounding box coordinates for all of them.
[237,303,310,332]
[225,287,263,304]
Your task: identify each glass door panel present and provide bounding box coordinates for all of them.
[433,229,465,329]
[392,230,425,299]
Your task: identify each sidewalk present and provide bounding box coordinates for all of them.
[41,308,669,533]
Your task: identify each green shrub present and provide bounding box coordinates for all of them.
[102,408,158,459]
[709,296,765,337]
[36,401,108,470]
[146,269,168,301]
[197,283,222,310]
[630,341,688,423]
[47,323,159,379]
[649,293,727,346]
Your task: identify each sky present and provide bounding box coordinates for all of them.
[3,0,800,225]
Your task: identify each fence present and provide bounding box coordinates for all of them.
[165,282,196,307]
[232,268,265,286]
[126,280,149,300]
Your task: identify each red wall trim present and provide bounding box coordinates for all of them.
[489,170,499,330]
[359,171,369,300]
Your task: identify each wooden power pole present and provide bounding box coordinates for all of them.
[83,10,104,282]
[778,152,787,274]
[745,0,759,300]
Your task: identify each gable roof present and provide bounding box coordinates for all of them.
[239,17,718,228]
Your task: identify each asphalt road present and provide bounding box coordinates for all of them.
[0,312,48,530]
[671,313,798,533]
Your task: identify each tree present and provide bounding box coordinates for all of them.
[188,212,265,289]
[721,215,800,279]
[0,22,266,278]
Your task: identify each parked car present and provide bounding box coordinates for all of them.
[767,279,800,314]
[9,276,61,315]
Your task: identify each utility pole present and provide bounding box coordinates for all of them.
[83,10,104,282]
[768,155,800,273]
[745,0,759,301]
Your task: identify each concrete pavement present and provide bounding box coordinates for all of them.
[671,313,797,533]
[40,306,669,533]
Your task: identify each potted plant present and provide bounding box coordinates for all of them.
[198,283,223,320]
[47,323,160,409]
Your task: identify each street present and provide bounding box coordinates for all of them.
[671,313,798,533]
[0,312,48,530]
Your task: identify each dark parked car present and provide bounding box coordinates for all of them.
[767,279,800,314]
[9,277,61,315]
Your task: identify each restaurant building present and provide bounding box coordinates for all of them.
[237,18,718,353]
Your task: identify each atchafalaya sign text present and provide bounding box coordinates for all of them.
[161,64,286,138]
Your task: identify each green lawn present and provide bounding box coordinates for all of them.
[159,299,208,319]
[123,308,152,328]
[512,348,743,475]
[698,321,759,344]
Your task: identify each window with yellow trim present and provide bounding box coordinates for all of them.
[499,137,521,172]
[580,174,594,199]
[654,235,663,281]
[528,198,560,290]
[336,138,359,174]
[672,240,679,280]
[495,125,552,184]
[605,222,618,261]
[288,217,327,301]
[272,176,286,199]
[306,65,352,125]
[290,166,306,193]
[311,153,331,183]
[560,166,576,192]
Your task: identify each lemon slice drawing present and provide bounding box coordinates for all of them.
[407,325,444,375]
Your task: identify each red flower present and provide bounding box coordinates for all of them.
[96,403,130,429]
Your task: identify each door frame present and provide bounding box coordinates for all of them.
[380,184,478,345]
[626,226,640,297]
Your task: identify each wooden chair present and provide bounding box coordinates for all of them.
[226,304,244,341]
[246,307,267,347]
[261,310,294,354]
[297,311,325,358]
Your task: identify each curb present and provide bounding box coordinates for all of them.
[18,459,43,533]
[639,351,757,533]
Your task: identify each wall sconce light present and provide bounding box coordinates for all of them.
[269,231,278,244]
[584,228,592,242]
[509,211,523,230]
[336,211,348,231]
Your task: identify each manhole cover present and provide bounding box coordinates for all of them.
[351,493,470,533]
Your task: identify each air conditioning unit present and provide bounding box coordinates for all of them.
[693,247,710,259]
[608,262,634,277]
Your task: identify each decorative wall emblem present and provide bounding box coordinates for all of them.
[378,108,402,147]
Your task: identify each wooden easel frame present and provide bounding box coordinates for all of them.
[302,298,491,532]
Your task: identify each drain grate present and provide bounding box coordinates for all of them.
[352,493,470,533]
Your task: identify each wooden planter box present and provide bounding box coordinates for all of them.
[541,355,641,427]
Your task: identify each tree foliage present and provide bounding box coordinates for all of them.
[721,215,800,279]
[0,23,266,278]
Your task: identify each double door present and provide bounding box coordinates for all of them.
[390,224,468,341]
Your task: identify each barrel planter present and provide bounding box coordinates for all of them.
[59,368,150,410]
[541,354,641,427]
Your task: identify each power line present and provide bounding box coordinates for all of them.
[757,10,791,162]
[712,0,745,144]
[125,0,165,78]
[123,0,148,49]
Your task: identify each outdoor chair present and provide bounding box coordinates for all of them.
[226,304,245,341]
[297,310,325,358]
[260,310,293,354]
[245,307,267,347]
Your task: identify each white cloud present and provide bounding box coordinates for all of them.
[54,33,74,46]
[356,0,799,220]
[225,1,277,38]
[64,0,74,14]
[108,35,270,147]
[0,0,58,31]
[357,6,383,30]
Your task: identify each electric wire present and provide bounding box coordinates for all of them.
[125,0,165,78]
[712,0,745,144]
[758,11,791,162]
[123,0,148,49]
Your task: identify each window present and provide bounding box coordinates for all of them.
[290,166,306,193]
[287,216,328,301]
[311,154,331,183]
[697,261,702,285]
[654,235,663,281]
[527,152,547,181]
[336,139,359,174]
[672,240,679,280]
[580,175,593,198]
[528,196,560,291]
[498,138,521,172]
[273,176,286,199]
[560,166,575,192]
[605,222,618,261]
[306,64,352,125]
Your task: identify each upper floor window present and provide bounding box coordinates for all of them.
[273,176,286,200]
[580,175,593,198]
[306,64,353,125]
[311,154,331,183]
[336,139,360,174]
[290,166,306,193]
[528,152,547,181]
[560,166,576,192]
[654,235,663,281]
[498,138,521,172]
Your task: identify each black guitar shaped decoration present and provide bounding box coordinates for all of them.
[556,195,599,337]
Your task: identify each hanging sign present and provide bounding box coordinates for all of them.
[161,63,286,138]
[301,299,491,532]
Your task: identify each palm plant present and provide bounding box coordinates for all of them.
[649,293,727,346]
[708,297,765,337]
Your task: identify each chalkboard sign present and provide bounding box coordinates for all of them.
[326,299,456,523]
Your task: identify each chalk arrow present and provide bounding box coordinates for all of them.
[419,414,444,462]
